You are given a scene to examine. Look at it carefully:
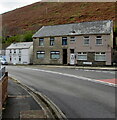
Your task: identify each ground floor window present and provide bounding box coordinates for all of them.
[50,51,60,59]
[19,56,21,62]
[77,52,87,60]
[95,52,106,61]
[37,51,45,59]
[10,56,12,62]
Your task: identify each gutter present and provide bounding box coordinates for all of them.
[11,78,67,120]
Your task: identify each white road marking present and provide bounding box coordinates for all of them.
[75,69,115,74]
[24,68,116,87]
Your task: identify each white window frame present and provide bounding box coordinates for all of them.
[95,52,106,61]
[10,49,12,53]
[96,36,103,45]
[50,51,60,59]
[62,37,67,45]
[50,37,55,46]
[84,36,90,45]
[77,52,87,60]
[14,49,16,53]
[19,56,21,62]
[10,56,12,62]
[19,49,21,53]
[37,51,45,59]
[39,38,44,46]
[70,36,76,43]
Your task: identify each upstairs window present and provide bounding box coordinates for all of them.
[39,38,44,46]
[10,50,12,53]
[62,37,67,45]
[96,36,102,45]
[50,51,60,59]
[84,36,90,45]
[77,52,87,60]
[70,37,76,43]
[37,51,45,59]
[19,49,21,53]
[14,49,16,53]
[95,52,106,61]
[50,37,55,46]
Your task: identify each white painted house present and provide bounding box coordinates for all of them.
[6,42,33,64]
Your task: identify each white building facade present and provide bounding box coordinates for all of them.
[6,42,33,64]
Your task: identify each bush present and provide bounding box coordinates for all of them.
[3,31,33,45]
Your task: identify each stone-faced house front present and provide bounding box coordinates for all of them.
[33,20,114,66]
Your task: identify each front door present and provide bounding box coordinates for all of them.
[63,49,67,64]
[70,54,75,65]
[70,49,75,65]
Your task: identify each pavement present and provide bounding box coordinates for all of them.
[2,78,46,120]
[23,65,117,71]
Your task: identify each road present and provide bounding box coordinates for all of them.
[6,65,116,119]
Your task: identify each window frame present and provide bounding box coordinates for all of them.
[70,36,76,43]
[83,36,90,45]
[19,49,21,54]
[37,51,45,59]
[50,51,60,59]
[96,36,103,45]
[10,56,12,62]
[39,38,44,46]
[19,56,21,62]
[10,50,12,53]
[95,52,106,61]
[50,37,55,46]
[62,37,67,45]
[14,49,16,53]
[77,52,87,60]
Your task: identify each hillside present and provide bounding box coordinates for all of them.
[2,2,116,37]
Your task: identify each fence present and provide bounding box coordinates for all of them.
[0,67,8,119]
[0,67,6,78]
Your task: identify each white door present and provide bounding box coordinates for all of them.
[70,54,75,65]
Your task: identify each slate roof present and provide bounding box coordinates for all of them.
[32,20,113,38]
[6,42,33,49]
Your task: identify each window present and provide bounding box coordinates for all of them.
[19,49,21,53]
[84,36,89,45]
[50,51,60,59]
[50,37,55,46]
[14,49,16,53]
[70,37,76,43]
[37,51,45,59]
[10,56,12,61]
[70,49,74,53]
[96,36,102,45]
[19,56,21,62]
[39,38,44,46]
[77,52,87,60]
[10,50,12,53]
[95,52,106,61]
[62,37,67,45]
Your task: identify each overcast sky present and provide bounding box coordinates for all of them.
[0,0,41,14]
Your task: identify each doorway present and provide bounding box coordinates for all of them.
[63,49,67,64]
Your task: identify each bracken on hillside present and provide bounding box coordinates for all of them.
[2,2,116,37]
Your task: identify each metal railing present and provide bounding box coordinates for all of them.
[0,67,6,79]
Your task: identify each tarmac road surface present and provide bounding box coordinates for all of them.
[6,65,116,119]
